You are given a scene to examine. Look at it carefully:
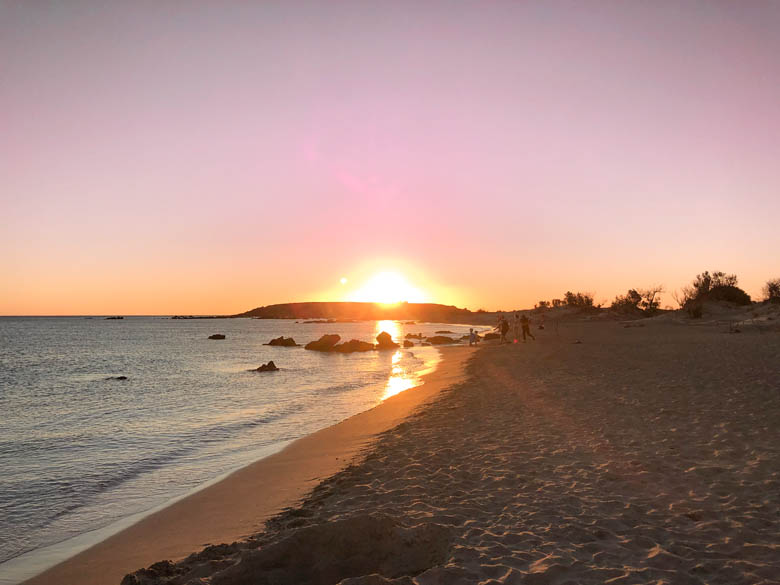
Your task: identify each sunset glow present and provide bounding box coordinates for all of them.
[347,272,428,305]
[1,2,780,315]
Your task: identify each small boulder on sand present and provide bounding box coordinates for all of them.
[304,334,341,351]
[208,334,226,340]
[376,331,400,350]
[266,336,298,347]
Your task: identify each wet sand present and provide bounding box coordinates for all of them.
[23,346,474,585]
[125,319,780,584]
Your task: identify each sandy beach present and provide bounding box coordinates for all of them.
[118,318,780,585]
[22,347,474,585]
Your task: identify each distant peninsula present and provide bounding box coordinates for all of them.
[232,302,494,324]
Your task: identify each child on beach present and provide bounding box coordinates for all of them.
[469,328,477,346]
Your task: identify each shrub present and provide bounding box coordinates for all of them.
[764,278,780,303]
[612,286,664,315]
[563,291,594,308]
[678,270,751,312]
[707,285,751,305]
[611,289,642,313]
[551,298,564,308]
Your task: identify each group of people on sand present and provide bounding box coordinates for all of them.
[466,312,545,347]
[497,313,542,344]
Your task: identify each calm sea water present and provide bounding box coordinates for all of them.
[0,317,473,584]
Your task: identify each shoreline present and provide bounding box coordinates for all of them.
[19,345,474,585]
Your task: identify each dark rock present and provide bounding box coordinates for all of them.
[106,376,128,381]
[404,333,423,339]
[208,334,226,340]
[304,334,341,351]
[255,361,279,372]
[403,340,414,348]
[435,330,453,334]
[105,316,124,320]
[426,336,457,345]
[375,331,400,350]
[265,336,297,347]
[333,339,375,353]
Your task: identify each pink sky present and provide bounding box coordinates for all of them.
[2,1,779,314]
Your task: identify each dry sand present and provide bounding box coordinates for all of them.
[122,318,780,585]
[23,347,474,585]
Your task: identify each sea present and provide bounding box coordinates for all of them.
[0,317,476,584]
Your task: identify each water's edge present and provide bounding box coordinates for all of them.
[0,345,445,585]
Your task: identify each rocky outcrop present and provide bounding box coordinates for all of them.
[208,334,226,340]
[426,336,457,345]
[375,331,399,350]
[304,334,341,351]
[105,376,128,381]
[265,336,298,347]
[435,330,453,334]
[403,340,414,348]
[255,361,279,372]
[333,339,375,353]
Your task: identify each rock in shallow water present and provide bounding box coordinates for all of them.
[255,361,279,372]
[208,334,226,340]
[304,334,341,351]
[425,336,457,345]
[333,339,375,353]
[375,331,399,350]
[265,336,298,347]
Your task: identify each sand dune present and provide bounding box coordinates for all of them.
[125,320,780,584]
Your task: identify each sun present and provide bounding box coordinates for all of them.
[347,271,428,305]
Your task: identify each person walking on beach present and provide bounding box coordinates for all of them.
[520,314,535,342]
[469,328,477,346]
[500,316,509,344]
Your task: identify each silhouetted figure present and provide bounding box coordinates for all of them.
[520,314,535,341]
[513,313,521,343]
[500,316,509,343]
[469,328,477,346]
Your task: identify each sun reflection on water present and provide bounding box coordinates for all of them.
[375,319,401,340]
[373,320,438,401]
[383,350,417,400]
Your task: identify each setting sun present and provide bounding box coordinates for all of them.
[347,271,428,305]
